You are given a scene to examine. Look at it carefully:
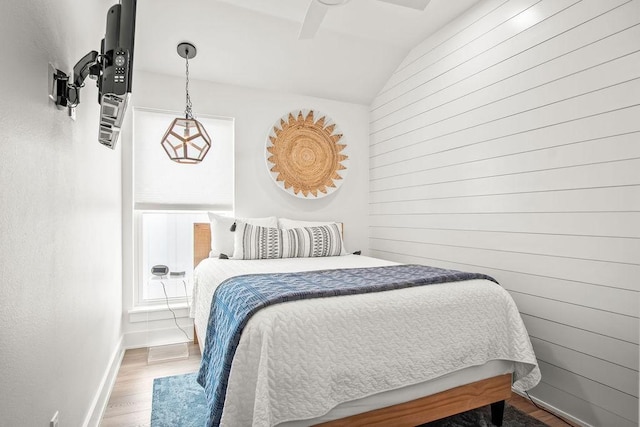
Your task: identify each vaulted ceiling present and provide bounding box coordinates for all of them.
[134,0,482,104]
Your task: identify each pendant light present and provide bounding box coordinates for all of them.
[160,42,211,164]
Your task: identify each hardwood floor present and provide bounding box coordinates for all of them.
[101,344,575,427]
[507,394,577,427]
[101,343,201,427]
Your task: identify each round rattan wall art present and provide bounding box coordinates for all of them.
[266,110,349,198]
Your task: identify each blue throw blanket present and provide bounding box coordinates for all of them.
[197,264,497,427]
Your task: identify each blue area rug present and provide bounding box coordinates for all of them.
[151,373,207,427]
[151,372,548,426]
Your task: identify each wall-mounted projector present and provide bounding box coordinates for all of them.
[49,0,136,149]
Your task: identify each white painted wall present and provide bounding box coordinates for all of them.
[0,1,124,426]
[369,0,640,426]
[122,70,370,347]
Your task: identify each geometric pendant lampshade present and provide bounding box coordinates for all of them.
[161,42,212,164]
[160,117,211,164]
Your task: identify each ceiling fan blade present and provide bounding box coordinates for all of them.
[376,0,431,11]
[298,0,330,39]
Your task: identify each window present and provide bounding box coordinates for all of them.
[133,108,234,305]
[138,211,206,302]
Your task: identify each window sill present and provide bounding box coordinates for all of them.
[128,303,191,323]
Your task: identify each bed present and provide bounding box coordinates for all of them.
[191,222,540,427]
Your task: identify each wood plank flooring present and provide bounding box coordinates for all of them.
[101,344,576,426]
[101,343,201,427]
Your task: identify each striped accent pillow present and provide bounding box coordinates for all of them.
[232,222,283,260]
[282,224,344,258]
[232,222,343,260]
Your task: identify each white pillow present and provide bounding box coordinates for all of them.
[233,222,343,260]
[278,218,347,255]
[208,213,277,258]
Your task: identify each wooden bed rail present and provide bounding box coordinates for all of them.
[314,374,512,427]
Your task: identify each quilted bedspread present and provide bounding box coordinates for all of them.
[198,264,500,427]
[193,256,540,427]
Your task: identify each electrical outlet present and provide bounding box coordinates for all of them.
[50,411,59,427]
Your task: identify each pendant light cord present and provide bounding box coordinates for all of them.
[185,52,193,119]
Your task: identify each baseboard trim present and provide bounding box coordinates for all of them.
[513,389,591,427]
[82,335,125,427]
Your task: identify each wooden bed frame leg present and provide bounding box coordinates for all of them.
[490,400,505,427]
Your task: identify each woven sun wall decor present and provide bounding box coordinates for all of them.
[266,110,349,198]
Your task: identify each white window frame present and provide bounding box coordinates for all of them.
[134,209,229,307]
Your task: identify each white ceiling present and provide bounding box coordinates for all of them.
[134,0,482,105]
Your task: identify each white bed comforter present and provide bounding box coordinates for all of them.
[192,255,540,427]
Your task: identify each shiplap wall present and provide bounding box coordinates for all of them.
[368,0,639,426]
